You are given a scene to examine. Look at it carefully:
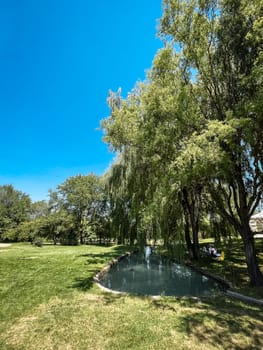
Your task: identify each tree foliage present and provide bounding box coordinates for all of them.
[0,185,31,240]
[57,174,106,244]
[101,0,263,286]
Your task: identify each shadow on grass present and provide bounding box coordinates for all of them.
[71,277,95,291]
[98,288,263,348]
[72,245,135,292]
[70,240,263,348]
[101,292,125,305]
[198,239,263,288]
[151,296,263,349]
[78,245,135,259]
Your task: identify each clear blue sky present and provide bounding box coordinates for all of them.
[0,0,163,201]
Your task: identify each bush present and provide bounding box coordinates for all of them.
[33,237,43,247]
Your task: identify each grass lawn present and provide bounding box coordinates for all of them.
[197,238,263,299]
[0,242,263,350]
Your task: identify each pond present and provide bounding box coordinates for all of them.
[99,248,224,297]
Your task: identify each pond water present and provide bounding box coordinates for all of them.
[99,249,223,297]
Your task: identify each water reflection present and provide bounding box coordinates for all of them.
[100,251,222,297]
[145,245,151,270]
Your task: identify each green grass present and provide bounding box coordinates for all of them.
[197,238,263,299]
[0,243,263,350]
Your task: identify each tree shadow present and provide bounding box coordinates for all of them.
[71,277,95,291]
[198,239,261,287]
[100,292,125,305]
[151,296,263,349]
[71,265,99,291]
[71,240,263,348]
[77,245,135,260]
[71,245,135,292]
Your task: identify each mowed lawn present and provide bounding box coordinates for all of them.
[0,243,263,350]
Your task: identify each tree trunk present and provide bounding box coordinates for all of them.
[210,181,263,286]
[240,224,263,287]
[192,224,199,260]
[243,238,263,286]
[79,230,84,245]
[181,187,201,260]
[181,194,193,258]
[237,177,263,287]
[184,220,193,257]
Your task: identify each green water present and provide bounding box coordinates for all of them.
[100,251,222,297]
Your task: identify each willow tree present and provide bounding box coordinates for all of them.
[160,0,263,286]
[103,152,133,244]
[102,74,171,246]
[137,47,207,259]
[102,47,206,257]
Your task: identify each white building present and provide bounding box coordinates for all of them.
[250,211,263,233]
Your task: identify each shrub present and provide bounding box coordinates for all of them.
[33,237,43,247]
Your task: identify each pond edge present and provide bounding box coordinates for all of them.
[94,251,263,306]
[94,251,134,294]
[94,250,227,299]
[187,262,263,307]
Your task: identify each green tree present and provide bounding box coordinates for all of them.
[4,219,41,243]
[31,200,49,219]
[0,185,31,241]
[160,0,263,285]
[101,0,263,286]
[102,47,205,257]
[57,174,104,244]
[40,211,77,245]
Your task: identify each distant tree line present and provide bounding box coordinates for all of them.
[0,174,111,246]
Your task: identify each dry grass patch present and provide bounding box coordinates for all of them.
[3,292,263,350]
[1,243,263,350]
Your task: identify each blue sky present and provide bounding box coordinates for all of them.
[0,0,163,201]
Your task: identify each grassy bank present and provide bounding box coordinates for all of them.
[0,243,262,349]
[197,238,263,299]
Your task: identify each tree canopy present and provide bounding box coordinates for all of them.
[101,0,263,286]
[0,185,31,240]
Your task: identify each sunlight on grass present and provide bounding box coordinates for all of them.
[0,243,262,350]
[198,238,263,299]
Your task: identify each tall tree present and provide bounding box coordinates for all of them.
[101,0,263,285]
[160,0,263,285]
[102,47,205,257]
[57,174,103,244]
[0,185,31,240]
